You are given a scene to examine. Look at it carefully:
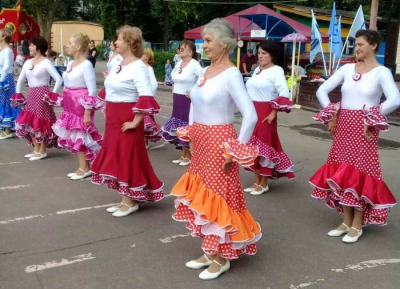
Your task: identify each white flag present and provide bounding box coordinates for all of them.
[310,10,323,63]
[348,5,366,37]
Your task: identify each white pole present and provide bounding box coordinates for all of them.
[318,39,327,76]
[60,29,63,56]
[290,39,296,102]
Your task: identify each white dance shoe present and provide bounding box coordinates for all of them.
[250,185,269,196]
[327,223,351,237]
[25,151,39,158]
[29,152,47,161]
[179,158,191,166]
[67,172,76,178]
[106,203,123,213]
[70,169,92,180]
[342,227,363,243]
[112,203,139,217]
[199,260,230,280]
[0,133,15,140]
[172,156,184,164]
[186,254,213,269]
[244,183,258,193]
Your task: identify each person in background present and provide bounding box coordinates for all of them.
[87,40,97,68]
[164,59,173,86]
[22,38,30,60]
[240,48,257,76]
[173,48,181,67]
[14,50,25,76]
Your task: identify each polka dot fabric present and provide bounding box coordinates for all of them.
[15,86,58,147]
[310,109,396,226]
[245,101,295,179]
[171,123,262,260]
[144,115,162,142]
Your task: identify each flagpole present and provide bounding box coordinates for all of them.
[335,6,361,70]
[290,39,296,102]
[319,40,327,76]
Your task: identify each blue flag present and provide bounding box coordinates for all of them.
[310,10,323,63]
[348,5,366,37]
[331,16,342,59]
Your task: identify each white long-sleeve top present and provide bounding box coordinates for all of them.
[16,58,63,93]
[63,60,96,96]
[172,59,202,95]
[147,66,158,96]
[190,67,257,143]
[104,59,153,103]
[245,65,289,101]
[107,54,123,72]
[316,63,400,115]
[0,48,14,81]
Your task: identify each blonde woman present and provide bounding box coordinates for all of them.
[91,26,163,217]
[0,28,20,139]
[50,34,103,180]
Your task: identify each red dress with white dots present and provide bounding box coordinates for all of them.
[310,64,400,226]
[172,67,261,260]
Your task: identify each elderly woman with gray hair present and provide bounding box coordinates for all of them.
[170,18,262,280]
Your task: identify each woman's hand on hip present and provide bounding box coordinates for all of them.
[223,158,233,173]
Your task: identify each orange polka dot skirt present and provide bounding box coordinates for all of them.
[172,123,261,260]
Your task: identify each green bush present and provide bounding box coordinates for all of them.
[154,51,175,81]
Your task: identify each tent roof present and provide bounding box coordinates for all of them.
[184,4,328,43]
[184,15,260,40]
[234,4,328,42]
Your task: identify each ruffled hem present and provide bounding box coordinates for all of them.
[220,138,258,167]
[172,173,261,260]
[91,173,164,203]
[78,95,104,111]
[247,135,294,175]
[132,96,160,115]
[53,114,102,162]
[144,115,162,142]
[363,104,389,132]
[162,118,190,147]
[0,79,10,91]
[15,111,57,147]
[270,96,293,113]
[10,93,26,107]
[313,102,340,124]
[43,92,63,107]
[176,125,191,142]
[310,162,396,226]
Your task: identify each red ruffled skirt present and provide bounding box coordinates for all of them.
[15,86,58,147]
[144,115,162,142]
[310,109,396,226]
[245,101,295,179]
[91,102,164,202]
[172,123,261,260]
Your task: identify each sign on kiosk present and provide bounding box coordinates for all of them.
[251,30,266,38]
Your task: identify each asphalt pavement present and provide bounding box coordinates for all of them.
[1,61,399,289]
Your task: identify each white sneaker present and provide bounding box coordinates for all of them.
[25,151,40,158]
[186,254,213,269]
[29,152,48,161]
[70,169,92,180]
[199,260,230,280]
[179,158,191,166]
[0,133,15,140]
[244,183,258,193]
[342,227,363,243]
[112,203,139,217]
[328,223,351,237]
[172,156,184,164]
[250,185,269,196]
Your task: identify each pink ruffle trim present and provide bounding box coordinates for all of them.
[10,93,26,107]
[43,92,63,106]
[176,125,191,142]
[270,96,293,113]
[78,95,104,111]
[220,138,258,167]
[132,96,160,115]
[363,104,389,132]
[313,102,340,124]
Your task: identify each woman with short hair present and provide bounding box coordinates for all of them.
[244,40,295,195]
[12,36,63,160]
[310,29,400,243]
[171,18,261,280]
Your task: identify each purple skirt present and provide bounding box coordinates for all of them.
[162,93,190,148]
